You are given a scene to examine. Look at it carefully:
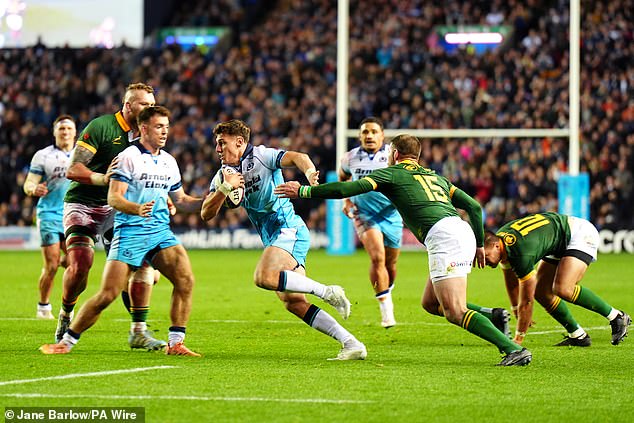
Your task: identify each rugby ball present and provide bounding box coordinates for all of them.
[220,166,244,209]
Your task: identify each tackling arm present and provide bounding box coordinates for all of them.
[67,145,117,186]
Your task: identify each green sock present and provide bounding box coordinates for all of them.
[461,310,520,354]
[130,306,149,323]
[467,303,493,320]
[570,286,612,317]
[546,297,580,333]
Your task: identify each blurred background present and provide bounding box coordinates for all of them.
[0,0,632,252]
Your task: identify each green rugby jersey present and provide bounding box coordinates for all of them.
[301,159,483,245]
[497,212,571,281]
[64,111,134,206]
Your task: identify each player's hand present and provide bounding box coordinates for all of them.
[342,199,356,219]
[33,183,49,197]
[104,157,120,184]
[305,168,320,186]
[474,247,485,269]
[274,181,301,198]
[138,200,155,217]
[222,168,244,189]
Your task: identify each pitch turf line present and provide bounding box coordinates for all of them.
[0,393,374,404]
[0,366,177,387]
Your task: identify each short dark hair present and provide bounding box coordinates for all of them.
[359,117,383,130]
[391,134,421,159]
[213,119,251,143]
[137,105,171,125]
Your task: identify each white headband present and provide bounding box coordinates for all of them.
[54,119,75,129]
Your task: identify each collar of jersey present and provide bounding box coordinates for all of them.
[134,142,159,156]
[399,158,419,166]
[240,143,254,163]
[360,143,385,156]
[115,111,131,132]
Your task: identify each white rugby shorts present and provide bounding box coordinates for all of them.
[424,216,476,283]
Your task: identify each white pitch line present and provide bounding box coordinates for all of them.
[528,326,608,335]
[0,366,176,387]
[0,393,373,404]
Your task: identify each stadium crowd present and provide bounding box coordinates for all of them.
[0,0,632,233]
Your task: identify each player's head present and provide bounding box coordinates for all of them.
[52,114,76,148]
[389,134,421,165]
[484,230,504,268]
[358,117,384,153]
[137,106,171,152]
[213,119,250,165]
[122,83,156,127]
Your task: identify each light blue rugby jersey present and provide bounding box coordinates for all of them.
[341,143,401,221]
[210,144,305,245]
[28,145,72,222]
[110,144,182,232]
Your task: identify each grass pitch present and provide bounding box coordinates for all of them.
[1,249,632,422]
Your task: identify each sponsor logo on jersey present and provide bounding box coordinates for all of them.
[112,136,122,144]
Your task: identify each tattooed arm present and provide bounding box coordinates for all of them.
[66,145,118,186]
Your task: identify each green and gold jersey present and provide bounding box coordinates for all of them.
[497,212,571,281]
[64,111,134,206]
[302,159,484,245]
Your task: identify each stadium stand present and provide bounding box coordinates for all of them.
[0,0,632,232]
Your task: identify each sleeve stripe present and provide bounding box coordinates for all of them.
[77,140,97,154]
[449,185,457,198]
[363,177,378,189]
[110,174,131,184]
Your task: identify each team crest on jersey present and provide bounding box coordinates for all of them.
[501,233,517,246]
[83,133,90,140]
[245,161,254,171]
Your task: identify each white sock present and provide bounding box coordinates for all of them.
[310,309,355,344]
[607,308,620,321]
[38,303,52,311]
[131,322,147,333]
[281,271,327,297]
[61,332,79,349]
[376,291,395,321]
[569,327,587,338]
[168,331,185,347]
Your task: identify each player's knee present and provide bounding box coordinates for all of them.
[173,274,195,295]
[553,284,575,301]
[129,265,155,286]
[253,269,276,290]
[442,309,462,325]
[421,298,439,315]
[95,289,119,309]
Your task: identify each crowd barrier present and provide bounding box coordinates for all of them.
[1,226,632,254]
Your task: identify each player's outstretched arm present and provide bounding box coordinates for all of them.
[275,179,373,199]
[450,187,484,248]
